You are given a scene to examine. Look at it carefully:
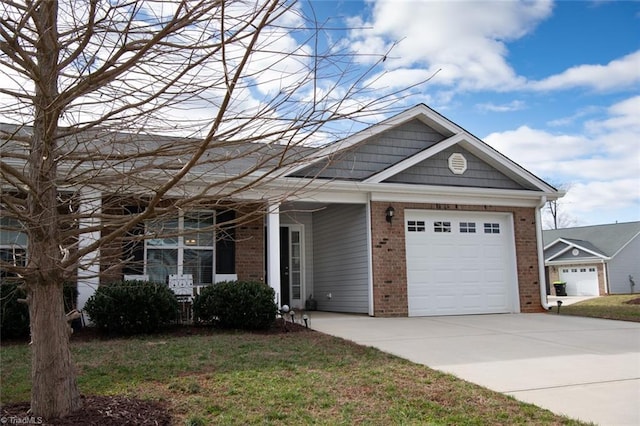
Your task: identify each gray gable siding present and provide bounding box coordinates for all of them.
[311,204,369,313]
[553,247,600,261]
[545,242,569,260]
[386,146,530,190]
[608,235,640,294]
[289,119,446,180]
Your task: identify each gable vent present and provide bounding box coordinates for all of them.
[448,152,467,175]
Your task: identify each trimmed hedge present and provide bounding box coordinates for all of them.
[84,280,178,335]
[193,281,277,330]
[0,281,78,339]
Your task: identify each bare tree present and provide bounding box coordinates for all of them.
[543,182,576,229]
[0,0,421,418]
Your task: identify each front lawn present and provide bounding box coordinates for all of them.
[1,328,587,425]
[557,294,640,322]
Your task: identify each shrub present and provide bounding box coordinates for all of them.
[193,281,277,330]
[84,280,178,335]
[0,281,79,339]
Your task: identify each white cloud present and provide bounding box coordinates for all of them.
[484,96,640,224]
[530,50,640,92]
[476,100,526,113]
[346,0,552,91]
[562,179,640,215]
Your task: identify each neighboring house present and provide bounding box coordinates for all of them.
[0,104,562,317]
[543,222,640,296]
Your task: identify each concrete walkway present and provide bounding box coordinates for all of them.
[308,312,640,425]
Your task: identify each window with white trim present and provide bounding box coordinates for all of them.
[145,211,214,285]
[484,223,500,234]
[407,220,426,232]
[589,267,596,272]
[0,216,27,279]
[460,222,476,233]
[434,221,451,233]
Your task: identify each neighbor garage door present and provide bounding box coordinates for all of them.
[559,266,599,296]
[405,210,519,316]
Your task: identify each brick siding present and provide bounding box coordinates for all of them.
[234,203,265,282]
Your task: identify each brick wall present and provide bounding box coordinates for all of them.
[370,202,545,316]
[234,203,265,282]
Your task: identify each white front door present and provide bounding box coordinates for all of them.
[405,210,519,316]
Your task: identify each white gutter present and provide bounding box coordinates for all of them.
[536,196,553,310]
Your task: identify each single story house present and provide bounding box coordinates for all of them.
[543,222,640,296]
[1,104,562,317]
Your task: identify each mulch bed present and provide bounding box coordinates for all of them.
[1,396,172,426]
[1,317,311,424]
[624,297,640,305]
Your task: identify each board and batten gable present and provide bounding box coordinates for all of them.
[312,204,369,313]
[290,119,446,180]
[386,145,533,190]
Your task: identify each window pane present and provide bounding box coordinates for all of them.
[184,249,213,285]
[147,249,177,284]
[184,212,213,246]
[484,223,500,234]
[147,217,179,246]
[0,248,27,279]
[0,217,27,246]
[407,220,425,232]
[434,221,451,233]
[460,222,476,233]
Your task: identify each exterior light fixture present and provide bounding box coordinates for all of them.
[302,314,309,328]
[385,206,395,224]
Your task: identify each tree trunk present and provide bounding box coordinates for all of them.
[28,281,82,418]
[26,1,82,417]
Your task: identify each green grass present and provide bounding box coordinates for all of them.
[1,330,588,425]
[557,294,640,322]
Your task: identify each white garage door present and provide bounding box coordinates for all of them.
[405,210,519,316]
[559,267,599,296]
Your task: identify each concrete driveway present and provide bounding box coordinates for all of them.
[309,312,640,425]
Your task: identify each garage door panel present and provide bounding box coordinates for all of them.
[559,267,599,296]
[461,293,482,308]
[405,210,519,317]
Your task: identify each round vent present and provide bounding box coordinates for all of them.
[448,152,467,175]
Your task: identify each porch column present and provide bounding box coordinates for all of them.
[266,202,281,307]
[77,189,101,315]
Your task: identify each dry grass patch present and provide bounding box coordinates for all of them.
[2,328,589,425]
[558,294,640,322]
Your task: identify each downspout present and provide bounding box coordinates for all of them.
[536,196,553,310]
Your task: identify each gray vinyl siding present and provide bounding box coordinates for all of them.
[607,235,640,294]
[289,119,446,180]
[280,211,314,304]
[553,248,599,261]
[544,242,568,260]
[312,204,369,313]
[386,146,530,190]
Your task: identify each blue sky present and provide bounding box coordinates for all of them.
[303,0,640,228]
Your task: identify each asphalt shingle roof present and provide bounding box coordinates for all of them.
[543,221,640,258]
